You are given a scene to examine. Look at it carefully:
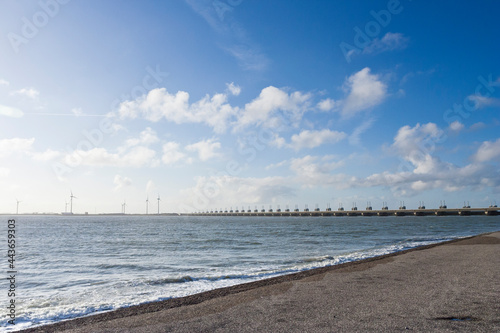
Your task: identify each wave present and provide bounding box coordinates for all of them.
[2,229,481,332]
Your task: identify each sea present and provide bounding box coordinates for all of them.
[1,214,499,331]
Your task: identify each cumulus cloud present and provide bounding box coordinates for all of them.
[269,134,287,148]
[274,122,500,197]
[162,141,186,165]
[362,32,409,54]
[290,129,346,150]
[10,88,39,99]
[186,139,221,161]
[449,120,464,132]
[341,67,387,117]
[0,137,34,156]
[119,88,237,133]
[0,105,23,118]
[118,85,314,134]
[226,82,241,96]
[320,123,500,196]
[117,73,389,135]
[0,79,9,86]
[474,138,500,162]
[392,123,444,158]
[316,98,337,111]
[124,127,159,148]
[234,86,311,130]
[114,175,132,190]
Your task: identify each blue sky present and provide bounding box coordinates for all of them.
[1,0,499,214]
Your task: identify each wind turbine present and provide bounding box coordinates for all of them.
[70,191,76,214]
[146,196,149,214]
[157,194,160,214]
[122,200,126,214]
[16,198,21,215]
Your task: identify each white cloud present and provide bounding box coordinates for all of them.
[0,105,23,118]
[226,82,241,96]
[467,95,500,109]
[392,123,444,158]
[118,88,237,133]
[313,123,500,196]
[269,133,287,148]
[0,137,34,156]
[342,67,387,117]
[0,79,9,86]
[363,32,409,54]
[117,71,391,136]
[10,88,40,99]
[449,120,464,132]
[235,86,311,130]
[474,138,500,162]
[317,98,337,111]
[290,129,346,150]
[114,175,132,191]
[64,146,156,167]
[124,127,159,148]
[162,141,186,165]
[185,139,221,161]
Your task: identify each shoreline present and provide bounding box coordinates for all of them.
[17,230,500,332]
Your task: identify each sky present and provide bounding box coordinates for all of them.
[1,0,500,214]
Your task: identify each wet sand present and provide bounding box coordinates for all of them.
[20,231,500,332]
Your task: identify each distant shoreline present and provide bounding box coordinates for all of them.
[2,206,498,217]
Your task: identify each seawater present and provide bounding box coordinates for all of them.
[1,214,499,331]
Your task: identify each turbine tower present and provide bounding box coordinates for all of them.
[70,191,76,214]
[16,199,21,215]
[157,194,161,214]
[146,196,149,215]
[122,200,126,214]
